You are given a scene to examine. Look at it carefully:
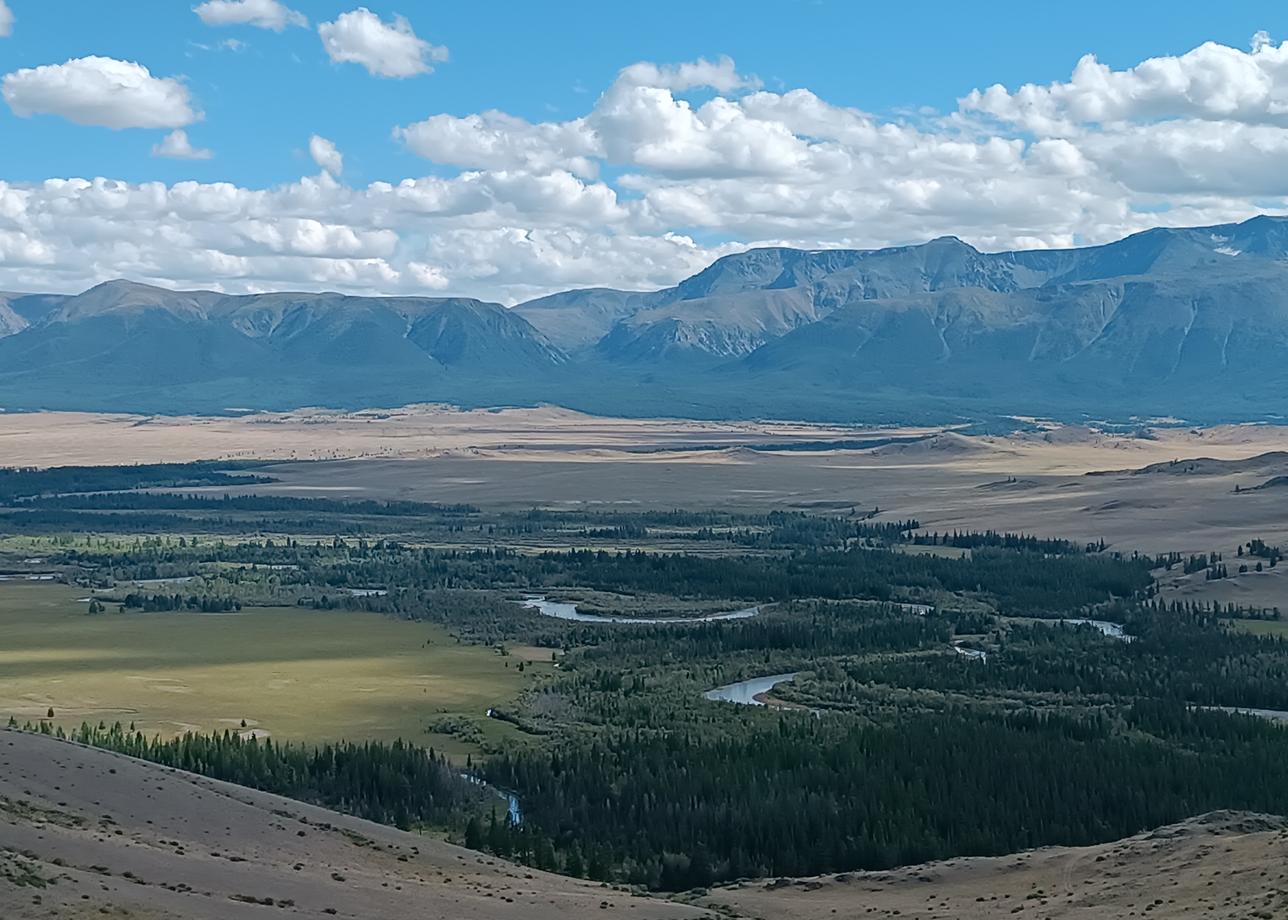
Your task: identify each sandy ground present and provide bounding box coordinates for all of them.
[0,405,1281,472]
[6,404,1288,558]
[224,428,1288,555]
[702,811,1288,920]
[0,729,707,920]
[0,405,937,465]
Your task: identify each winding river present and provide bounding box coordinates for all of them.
[704,673,798,706]
[520,595,762,624]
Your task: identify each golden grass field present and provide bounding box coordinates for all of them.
[0,582,541,755]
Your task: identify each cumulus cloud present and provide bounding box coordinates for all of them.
[2,56,199,129]
[193,0,306,30]
[308,135,343,175]
[0,1,13,38]
[318,8,447,78]
[616,56,759,93]
[395,112,599,178]
[152,129,214,160]
[961,34,1288,133]
[9,43,1288,303]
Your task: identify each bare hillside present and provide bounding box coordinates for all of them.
[0,730,707,920]
[5,730,1288,919]
[703,811,1288,920]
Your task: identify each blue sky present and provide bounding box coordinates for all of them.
[3,0,1283,186]
[2,1,1288,300]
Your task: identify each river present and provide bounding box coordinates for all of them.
[520,595,762,624]
[703,673,798,706]
[1060,618,1133,641]
[951,642,988,661]
[1205,706,1288,723]
[462,774,523,825]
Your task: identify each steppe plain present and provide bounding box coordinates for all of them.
[3,404,1287,554]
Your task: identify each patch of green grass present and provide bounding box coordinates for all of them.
[0,582,544,754]
[1227,617,1288,638]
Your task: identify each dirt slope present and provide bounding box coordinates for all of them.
[0,729,707,920]
[7,730,1288,920]
[703,811,1288,919]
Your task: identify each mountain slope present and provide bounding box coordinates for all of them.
[512,287,654,352]
[516,216,1288,368]
[0,282,568,410]
[4,216,1288,420]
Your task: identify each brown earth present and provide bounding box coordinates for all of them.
[702,811,1288,919]
[5,404,1288,615]
[0,729,707,920]
[5,730,1287,919]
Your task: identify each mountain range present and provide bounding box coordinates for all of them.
[5,215,1288,423]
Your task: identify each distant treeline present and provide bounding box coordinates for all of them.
[118,592,242,613]
[568,600,950,667]
[841,602,1288,710]
[909,530,1098,554]
[45,536,1156,630]
[484,703,1288,888]
[541,546,1153,615]
[61,721,478,831]
[24,492,479,516]
[0,461,269,503]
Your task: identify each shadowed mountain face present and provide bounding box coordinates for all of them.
[0,284,567,411]
[4,215,1288,421]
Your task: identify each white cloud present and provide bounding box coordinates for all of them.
[616,56,759,94]
[2,56,199,129]
[395,111,599,178]
[318,8,447,79]
[961,34,1288,134]
[0,1,13,38]
[193,0,306,31]
[308,135,343,175]
[152,130,214,160]
[11,45,1288,304]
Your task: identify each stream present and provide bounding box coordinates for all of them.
[520,595,762,624]
[462,774,523,825]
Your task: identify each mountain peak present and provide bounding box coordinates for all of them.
[56,279,217,322]
[85,278,168,293]
[924,235,973,248]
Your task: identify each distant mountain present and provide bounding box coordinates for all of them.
[5,216,1288,422]
[0,282,566,412]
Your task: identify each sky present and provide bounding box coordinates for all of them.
[2,0,1288,302]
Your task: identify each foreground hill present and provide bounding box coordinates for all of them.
[4,731,1286,920]
[703,811,1288,919]
[0,730,705,920]
[6,215,1288,421]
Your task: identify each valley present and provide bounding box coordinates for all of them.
[0,405,1285,557]
[8,9,1288,917]
[1,445,1287,898]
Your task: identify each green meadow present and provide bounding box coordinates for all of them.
[0,582,540,756]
